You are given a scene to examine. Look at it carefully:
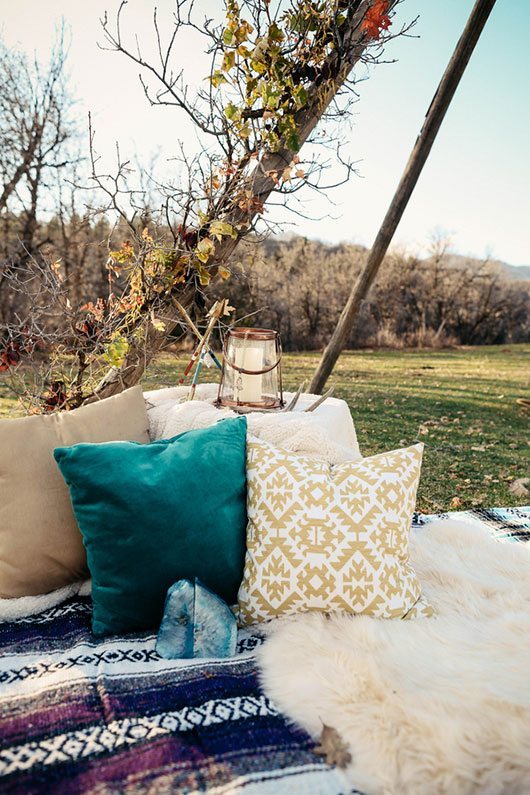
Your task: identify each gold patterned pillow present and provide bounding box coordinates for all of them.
[237,438,432,626]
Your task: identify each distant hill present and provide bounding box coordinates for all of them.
[267,235,530,281]
[423,253,530,282]
[499,262,530,281]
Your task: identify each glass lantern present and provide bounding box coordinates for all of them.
[216,328,284,411]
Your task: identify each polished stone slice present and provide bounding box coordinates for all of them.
[156,579,195,659]
[156,578,238,659]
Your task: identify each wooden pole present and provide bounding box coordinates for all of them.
[309,0,497,394]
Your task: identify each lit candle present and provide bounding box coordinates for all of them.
[234,346,263,403]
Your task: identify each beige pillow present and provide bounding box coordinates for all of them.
[237,438,433,626]
[0,386,150,597]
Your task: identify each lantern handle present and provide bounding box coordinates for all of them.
[221,332,283,376]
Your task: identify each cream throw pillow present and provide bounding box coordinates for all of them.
[0,386,150,598]
[237,438,432,625]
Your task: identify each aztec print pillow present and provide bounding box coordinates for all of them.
[237,438,433,626]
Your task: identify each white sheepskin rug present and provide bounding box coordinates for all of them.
[259,518,530,795]
[145,384,361,464]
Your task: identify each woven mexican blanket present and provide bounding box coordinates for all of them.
[0,506,528,795]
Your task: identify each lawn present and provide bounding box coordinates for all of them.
[1,344,528,513]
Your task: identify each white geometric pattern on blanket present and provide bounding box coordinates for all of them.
[0,635,258,697]
[0,695,279,776]
[0,579,91,623]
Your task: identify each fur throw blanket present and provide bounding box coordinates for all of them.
[145,384,361,464]
[259,518,530,795]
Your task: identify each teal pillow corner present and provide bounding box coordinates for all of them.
[54,416,248,637]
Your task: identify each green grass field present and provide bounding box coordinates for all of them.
[1,344,528,512]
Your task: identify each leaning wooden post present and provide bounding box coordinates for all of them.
[309,0,497,394]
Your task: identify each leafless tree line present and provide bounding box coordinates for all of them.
[0,32,95,322]
[214,235,530,349]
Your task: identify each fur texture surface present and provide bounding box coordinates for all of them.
[259,518,530,795]
[0,579,91,621]
[145,384,361,463]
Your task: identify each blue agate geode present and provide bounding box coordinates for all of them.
[156,578,237,659]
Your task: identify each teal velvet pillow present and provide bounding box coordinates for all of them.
[54,417,247,636]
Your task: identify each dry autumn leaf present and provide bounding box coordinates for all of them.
[50,259,63,278]
[509,478,529,498]
[312,723,352,769]
[450,496,463,509]
[218,266,231,280]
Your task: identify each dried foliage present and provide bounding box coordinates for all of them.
[509,478,529,499]
[312,723,352,768]
[1,0,409,411]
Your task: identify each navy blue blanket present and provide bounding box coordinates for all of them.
[1,506,528,794]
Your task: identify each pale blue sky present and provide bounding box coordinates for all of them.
[1,0,528,265]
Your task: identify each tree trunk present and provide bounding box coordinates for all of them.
[90,0,393,401]
[0,123,43,212]
[309,0,497,394]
